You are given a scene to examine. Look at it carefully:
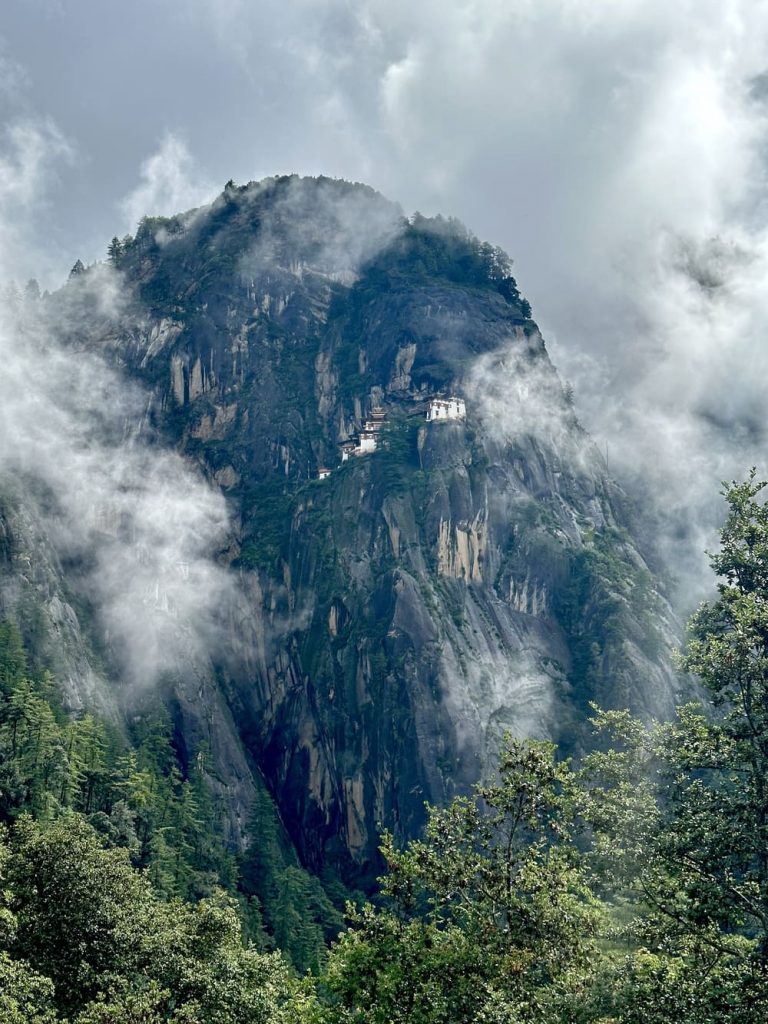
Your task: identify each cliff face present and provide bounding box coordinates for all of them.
[2,176,683,882]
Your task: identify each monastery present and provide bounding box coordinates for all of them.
[340,406,386,461]
[320,396,467,479]
[426,396,466,422]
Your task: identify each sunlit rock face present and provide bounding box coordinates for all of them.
[3,176,684,883]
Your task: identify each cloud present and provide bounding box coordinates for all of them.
[5,0,768,611]
[119,132,215,235]
[190,0,768,606]
[272,0,768,608]
[0,49,30,103]
[0,119,69,208]
[237,175,404,284]
[0,119,235,693]
[465,337,575,451]
[0,118,72,283]
[557,219,768,608]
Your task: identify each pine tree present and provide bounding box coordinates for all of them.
[106,237,123,266]
[678,472,768,953]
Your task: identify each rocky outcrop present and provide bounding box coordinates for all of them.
[0,483,113,716]
[13,175,685,884]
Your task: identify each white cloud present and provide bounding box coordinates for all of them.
[0,50,30,101]
[275,0,768,606]
[6,0,768,609]
[119,132,214,234]
[0,119,235,692]
[0,118,72,281]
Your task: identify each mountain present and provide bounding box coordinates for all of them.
[0,175,683,885]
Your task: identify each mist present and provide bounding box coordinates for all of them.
[188,0,768,609]
[236,174,404,285]
[0,122,234,692]
[5,0,768,615]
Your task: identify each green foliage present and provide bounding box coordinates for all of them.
[0,816,315,1022]
[671,472,768,950]
[239,790,345,974]
[0,637,221,897]
[8,814,166,1014]
[363,214,532,317]
[567,475,768,1020]
[0,621,339,973]
[237,484,296,572]
[554,526,662,710]
[580,702,768,1021]
[314,473,768,1022]
[371,415,422,498]
[106,237,123,267]
[0,622,26,694]
[322,738,602,1023]
[0,950,57,1023]
[6,474,768,1021]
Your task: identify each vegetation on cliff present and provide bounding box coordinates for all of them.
[2,475,768,1021]
[0,621,344,976]
[40,178,683,883]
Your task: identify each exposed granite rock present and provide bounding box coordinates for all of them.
[7,175,685,884]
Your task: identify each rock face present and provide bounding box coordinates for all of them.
[0,482,111,717]
[2,176,684,883]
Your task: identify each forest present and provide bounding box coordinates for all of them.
[2,474,768,1023]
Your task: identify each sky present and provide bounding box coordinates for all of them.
[4,0,768,607]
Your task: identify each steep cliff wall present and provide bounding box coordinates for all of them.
[13,176,683,883]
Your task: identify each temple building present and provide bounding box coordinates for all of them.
[340,406,387,460]
[426,396,466,422]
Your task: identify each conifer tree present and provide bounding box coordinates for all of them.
[106,237,123,266]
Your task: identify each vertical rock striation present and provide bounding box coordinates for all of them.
[2,176,684,884]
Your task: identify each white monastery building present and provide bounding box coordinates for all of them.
[426,396,466,422]
[340,407,387,460]
[357,432,378,453]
